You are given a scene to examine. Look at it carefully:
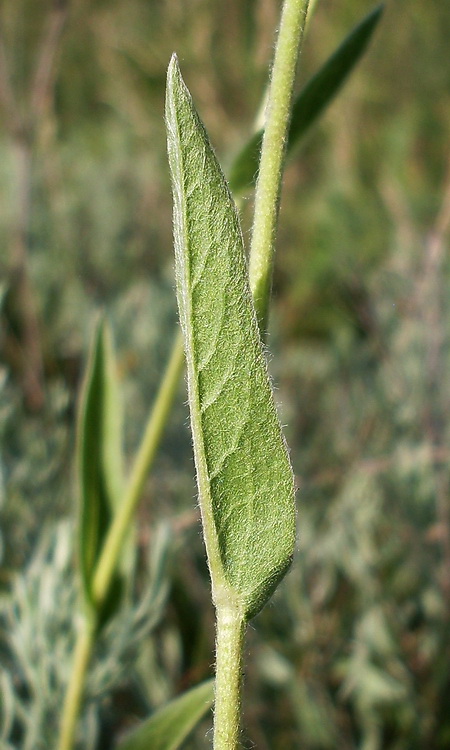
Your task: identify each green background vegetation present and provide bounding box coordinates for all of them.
[1,0,450,748]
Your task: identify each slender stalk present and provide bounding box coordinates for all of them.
[92,330,185,605]
[0,2,68,410]
[10,139,45,411]
[249,0,309,334]
[57,617,96,750]
[213,605,246,750]
[213,2,309,743]
[57,332,184,750]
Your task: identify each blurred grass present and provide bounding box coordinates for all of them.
[1,0,450,748]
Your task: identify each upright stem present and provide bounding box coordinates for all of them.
[0,2,67,410]
[213,3,309,745]
[57,617,96,750]
[213,605,246,750]
[10,138,45,411]
[249,0,309,334]
[92,331,184,605]
[57,333,185,750]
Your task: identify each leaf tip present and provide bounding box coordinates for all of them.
[166,53,186,123]
[167,52,181,88]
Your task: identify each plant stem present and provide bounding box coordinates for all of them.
[213,605,246,750]
[9,139,45,411]
[57,617,96,750]
[0,3,67,411]
[57,332,184,750]
[249,0,309,334]
[92,330,185,605]
[212,3,309,743]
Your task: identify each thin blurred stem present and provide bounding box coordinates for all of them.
[57,332,185,750]
[57,617,96,750]
[92,331,185,605]
[30,0,68,121]
[0,26,22,137]
[419,159,450,609]
[10,139,46,411]
[249,0,309,335]
[0,19,44,410]
[0,1,68,410]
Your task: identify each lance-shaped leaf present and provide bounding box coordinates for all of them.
[229,3,384,194]
[166,55,295,621]
[77,318,124,614]
[117,680,214,750]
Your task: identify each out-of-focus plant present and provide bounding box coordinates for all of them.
[248,166,450,749]
[0,1,387,748]
[0,520,171,750]
[0,0,69,410]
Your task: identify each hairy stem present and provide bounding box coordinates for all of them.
[213,2,308,742]
[214,606,246,750]
[249,0,309,334]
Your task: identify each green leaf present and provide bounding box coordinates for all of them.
[229,3,384,194]
[77,318,124,613]
[116,680,214,750]
[166,55,296,621]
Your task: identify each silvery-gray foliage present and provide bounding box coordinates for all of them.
[0,521,171,749]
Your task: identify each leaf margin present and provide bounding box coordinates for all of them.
[116,679,214,750]
[165,54,296,621]
[76,317,124,614]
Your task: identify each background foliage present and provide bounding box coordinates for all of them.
[1,0,449,748]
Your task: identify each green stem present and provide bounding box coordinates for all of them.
[92,330,185,605]
[57,617,96,750]
[213,605,246,750]
[57,332,185,750]
[213,3,309,742]
[249,0,310,334]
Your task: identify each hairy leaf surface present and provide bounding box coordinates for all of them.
[229,3,384,194]
[166,55,295,620]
